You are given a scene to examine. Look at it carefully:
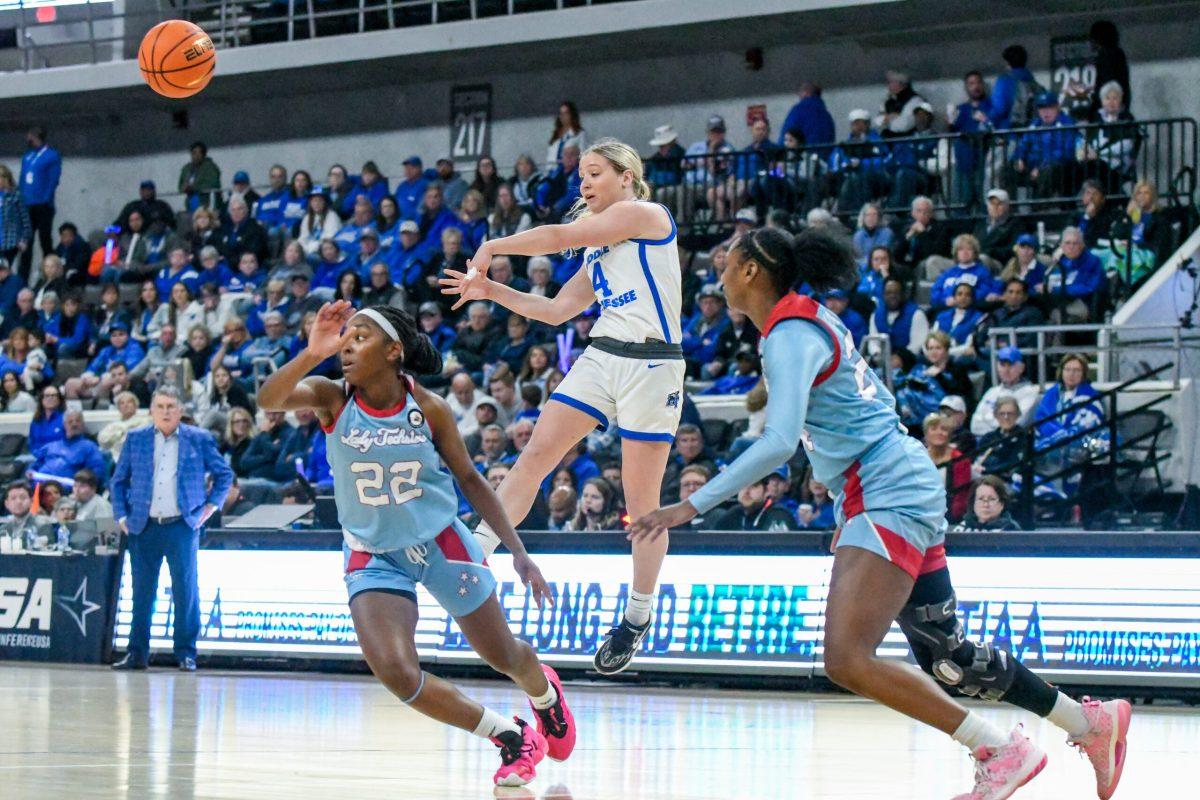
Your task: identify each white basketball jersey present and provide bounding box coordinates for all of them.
[584,204,682,344]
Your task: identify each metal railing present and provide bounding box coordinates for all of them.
[8,0,645,69]
[649,118,1197,240]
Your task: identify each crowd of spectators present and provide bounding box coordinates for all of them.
[0,23,1164,534]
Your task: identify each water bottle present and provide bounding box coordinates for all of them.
[57,524,71,553]
[24,525,38,553]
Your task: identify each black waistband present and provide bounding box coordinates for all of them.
[589,336,684,360]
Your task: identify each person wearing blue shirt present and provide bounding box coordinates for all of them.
[1043,227,1104,322]
[30,409,108,487]
[778,82,836,146]
[645,126,687,204]
[352,228,389,280]
[154,246,201,299]
[433,158,469,210]
[931,234,1003,308]
[820,289,867,347]
[221,252,266,294]
[1008,94,1080,199]
[30,386,65,451]
[64,321,145,400]
[333,196,378,259]
[44,292,90,358]
[395,157,430,221]
[934,283,986,357]
[416,184,458,253]
[0,259,25,314]
[252,165,290,232]
[384,220,429,289]
[681,284,731,377]
[418,302,457,354]
[949,71,996,214]
[280,171,311,234]
[241,311,292,374]
[209,318,254,382]
[830,110,888,213]
[990,45,1041,129]
[345,161,390,217]
[18,126,61,283]
[869,278,929,356]
[535,145,583,223]
[245,279,291,338]
[852,204,894,267]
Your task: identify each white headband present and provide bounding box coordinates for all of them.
[353,308,400,343]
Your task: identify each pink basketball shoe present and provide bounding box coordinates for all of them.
[1070,697,1132,799]
[953,726,1047,800]
[528,664,577,762]
[491,718,548,787]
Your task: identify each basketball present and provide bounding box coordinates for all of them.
[138,19,216,99]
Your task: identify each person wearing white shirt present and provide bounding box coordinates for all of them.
[970,346,1042,437]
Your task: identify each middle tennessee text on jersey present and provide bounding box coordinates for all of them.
[585,202,683,344]
[323,388,459,554]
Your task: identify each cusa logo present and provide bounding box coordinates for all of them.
[0,577,52,631]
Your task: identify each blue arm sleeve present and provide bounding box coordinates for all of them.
[687,321,830,515]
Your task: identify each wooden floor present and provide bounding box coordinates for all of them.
[1,664,1193,799]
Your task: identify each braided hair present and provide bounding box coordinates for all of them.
[732,226,858,297]
[364,305,443,376]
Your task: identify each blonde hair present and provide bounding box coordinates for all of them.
[568,138,651,221]
[1126,180,1160,222]
[952,233,981,261]
[0,165,14,191]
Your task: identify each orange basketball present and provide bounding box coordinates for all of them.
[138,19,216,99]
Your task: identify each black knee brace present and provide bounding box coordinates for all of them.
[896,592,1017,702]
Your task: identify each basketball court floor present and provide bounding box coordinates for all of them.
[2,663,1193,799]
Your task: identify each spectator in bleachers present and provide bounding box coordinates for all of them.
[702,342,761,395]
[855,245,897,305]
[0,369,34,412]
[89,282,127,354]
[869,277,928,356]
[1072,180,1117,248]
[953,475,1021,531]
[296,186,341,256]
[546,101,588,172]
[681,284,729,378]
[350,228,387,279]
[973,396,1028,477]
[761,464,799,517]
[325,164,354,220]
[394,157,429,221]
[417,302,456,356]
[155,246,201,300]
[884,101,938,210]
[151,282,204,340]
[54,223,88,285]
[564,477,623,532]
[974,189,1022,266]
[469,422,510,469]
[897,331,972,428]
[820,289,866,346]
[937,395,975,453]
[451,301,500,377]
[71,469,112,521]
[934,283,985,358]
[1087,20,1131,117]
[31,254,66,306]
[486,365,522,422]
[419,227,470,308]
[978,278,1045,353]
[224,252,267,295]
[186,208,220,263]
[16,127,59,283]
[706,308,758,379]
[201,363,254,430]
[35,291,58,340]
[242,311,291,373]
[2,481,50,530]
[374,197,402,250]
[671,464,712,529]
[195,245,227,288]
[525,256,560,299]
[0,165,32,282]
[282,171,312,234]
[96,390,148,461]
[829,109,887,214]
[217,198,269,265]
[469,156,503,211]
[132,217,179,275]
[416,183,458,252]
[546,485,577,532]
[1034,353,1105,453]
[224,170,260,216]
[64,321,144,400]
[990,45,1040,129]
[362,263,405,310]
[312,240,349,291]
[127,282,160,344]
[271,241,307,282]
[87,225,122,280]
[178,141,221,211]
[384,220,428,289]
[130,323,185,386]
[347,161,390,217]
[645,125,686,211]
[661,423,717,502]
[505,416,536,465]
[238,409,294,484]
[1081,83,1137,192]
[710,475,798,531]
[923,411,970,520]
[280,407,329,489]
[434,158,469,210]
[999,235,1048,291]
[852,203,894,267]
[509,154,542,216]
[489,183,533,241]
[15,326,51,390]
[931,233,1002,308]
[779,82,836,146]
[104,212,147,282]
[797,474,835,530]
[333,195,378,259]
[30,408,106,486]
[30,385,64,450]
[1111,180,1173,269]
[891,195,949,272]
[447,372,486,437]
[219,406,256,474]
[209,318,253,383]
[1,288,36,339]
[494,314,534,374]
[520,347,562,402]
[971,346,1040,437]
[536,144,583,224]
[455,189,490,253]
[948,71,995,214]
[875,70,927,138]
[114,180,175,232]
[738,117,788,218]
[0,260,25,323]
[252,165,290,237]
[1044,226,1104,322]
[1007,93,1080,199]
[44,291,89,358]
[683,115,735,217]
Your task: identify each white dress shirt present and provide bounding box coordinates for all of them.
[149,428,182,518]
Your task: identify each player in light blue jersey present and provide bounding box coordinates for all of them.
[258,301,576,787]
[441,139,685,676]
[629,228,1130,800]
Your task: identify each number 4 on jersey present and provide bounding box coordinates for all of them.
[592,263,613,298]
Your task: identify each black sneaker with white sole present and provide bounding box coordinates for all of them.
[593,617,651,675]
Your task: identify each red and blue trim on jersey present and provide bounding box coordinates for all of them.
[760,292,842,386]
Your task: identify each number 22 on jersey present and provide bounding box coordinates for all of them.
[351,461,423,507]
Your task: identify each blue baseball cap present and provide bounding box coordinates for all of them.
[308,184,330,198]
[233,170,250,184]
[997,345,1024,363]
[822,288,849,301]
[770,464,790,481]
[139,179,156,190]
[109,319,130,332]
[1035,91,1059,108]
[1016,233,1038,248]
[104,224,121,235]
[402,156,422,167]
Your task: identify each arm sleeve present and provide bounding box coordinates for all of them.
[687,321,830,515]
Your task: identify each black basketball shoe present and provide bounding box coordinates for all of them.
[593,617,651,675]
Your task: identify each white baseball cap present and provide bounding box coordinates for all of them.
[649,125,678,146]
[848,108,872,123]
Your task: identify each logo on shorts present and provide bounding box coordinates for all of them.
[407,408,425,429]
[665,390,680,408]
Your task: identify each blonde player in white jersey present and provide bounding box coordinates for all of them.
[441,138,683,674]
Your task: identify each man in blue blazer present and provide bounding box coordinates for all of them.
[110,385,233,671]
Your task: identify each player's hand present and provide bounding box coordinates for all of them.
[306,300,355,359]
[439,262,494,311]
[513,553,555,609]
[627,502,696,543]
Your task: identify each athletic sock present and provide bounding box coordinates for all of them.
[473,707,520,739]
[624,590,655,627]
[1047,692,1091,739]
[473,521,501,559]
[951,711,1010,752]
[528,682,559,710]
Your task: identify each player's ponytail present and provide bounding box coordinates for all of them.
[734,226,858,297]
[366,305,444,376]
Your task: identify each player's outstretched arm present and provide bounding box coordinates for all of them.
[440,258,595,324]
[414,384,555,608]
[474,200,664,262]
[257,300,352,427]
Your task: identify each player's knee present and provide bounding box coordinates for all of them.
[822,639,871,691]
[479,637,532,677]
[369,652,422,698]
